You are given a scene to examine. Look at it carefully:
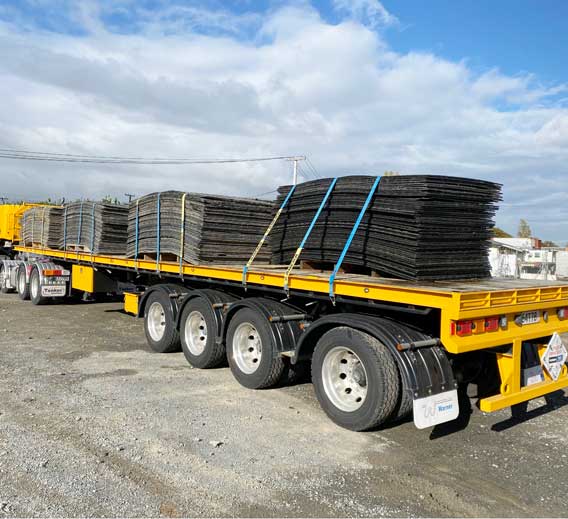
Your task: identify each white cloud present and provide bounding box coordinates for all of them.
[0,2,567,240]
[333,0,399,28]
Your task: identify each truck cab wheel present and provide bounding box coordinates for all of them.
[17,266,30,301]
[226,307,285,389]
[180,297,225,369]
[312,327,400,431]
[29,268,48,305]
[143,291,181,353]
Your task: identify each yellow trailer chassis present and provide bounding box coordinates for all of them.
[14,245,568,418]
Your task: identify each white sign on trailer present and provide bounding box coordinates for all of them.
[542,332,568,381]
[413,389,460,429]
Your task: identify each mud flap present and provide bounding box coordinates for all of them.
[399,345,459,429]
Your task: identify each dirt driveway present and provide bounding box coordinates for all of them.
[1,293,567,517]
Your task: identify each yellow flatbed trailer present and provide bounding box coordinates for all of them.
[11,244,568,430]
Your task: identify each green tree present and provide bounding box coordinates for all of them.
[492,227,512,238]
[517,219,532,238]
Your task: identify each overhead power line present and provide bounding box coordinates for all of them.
[0,147,306,165]
[306,157,321,179]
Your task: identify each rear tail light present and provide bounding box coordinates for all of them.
[558,308,567,320]
[451,315,503,336]
[484,317,499,332]
[43,269,63,277]
[451,320,474,336]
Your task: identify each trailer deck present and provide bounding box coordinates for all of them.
[15,245,568,313]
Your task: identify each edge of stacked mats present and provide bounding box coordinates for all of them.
[126,191,273,265]
[61,201,129,255]
[22,206,63,249]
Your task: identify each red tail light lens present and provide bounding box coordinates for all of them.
[484,317,499,332]
[451,320,474,336]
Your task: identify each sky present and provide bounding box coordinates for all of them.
[0,0,567,241]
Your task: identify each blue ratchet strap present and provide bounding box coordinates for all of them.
[156,193,161,272]
[90,203,96,262]
[63,206,68,259]
[242,184,297,287]
[134,199,140,271]
[329,176,381,303]
[77,200,84,259]
[283,178,337,295]
[179,193,187,277]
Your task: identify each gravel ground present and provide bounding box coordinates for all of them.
[1,292,568,517]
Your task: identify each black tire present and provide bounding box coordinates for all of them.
[180,297,225,368]
[282,358,310,385]
[17,266,30,301]
[312,327,400,431]
[29,268,48,306]
[226,307,285,389]
[143,290,181,353]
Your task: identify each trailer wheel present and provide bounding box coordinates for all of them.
[226,307,285,389]
[312,327,400,431]
[17,266,30,301]
[29,268,48,306]
[0,265,13,293]
[143,291,180,353]
[180,297,225,368]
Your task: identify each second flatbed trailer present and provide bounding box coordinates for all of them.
[3,243,568,431]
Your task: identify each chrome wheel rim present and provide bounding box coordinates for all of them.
[18,270,26,294]
[30,273,38,300]
[184,310,207,356]
[321,346,368,412]
[233,322,262,374]
[147,302,166,342]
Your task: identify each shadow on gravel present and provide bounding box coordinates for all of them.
[491,390,568,432]
[429,384,472,439]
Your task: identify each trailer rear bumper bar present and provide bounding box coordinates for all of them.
[480,375,568,412]
[479,336,568,413]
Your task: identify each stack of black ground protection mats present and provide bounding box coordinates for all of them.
[270,175,502,281]
[126,191,273,265]
[21,206,63,248]
[62,201,128,255]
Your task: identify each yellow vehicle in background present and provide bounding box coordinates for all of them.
[0,203,44,254]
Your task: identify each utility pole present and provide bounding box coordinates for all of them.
[125,193,135,203]
[286,156,306,185]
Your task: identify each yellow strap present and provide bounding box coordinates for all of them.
[283,246,304,294]
[245,207,283,272]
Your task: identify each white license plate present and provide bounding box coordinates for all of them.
[413,389,460,429]
[41,286,66,297]
[520,311,540,325]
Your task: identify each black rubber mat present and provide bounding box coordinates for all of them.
[270,175,502,280]
[126,191,273,264]
[62,201,129,254]
[22,206,63,249]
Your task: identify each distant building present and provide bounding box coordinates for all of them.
[489,237,562,280]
